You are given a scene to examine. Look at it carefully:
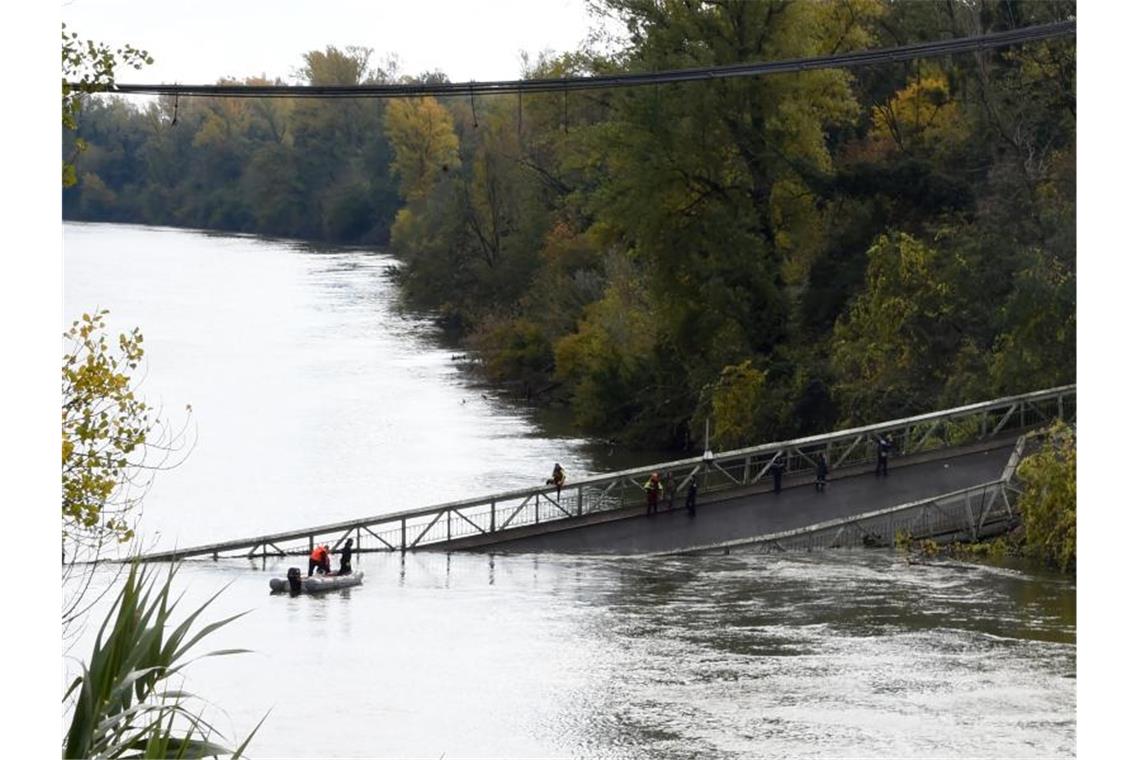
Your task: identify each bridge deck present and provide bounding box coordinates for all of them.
[478,445,1013,555]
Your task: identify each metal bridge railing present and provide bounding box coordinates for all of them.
[676,479,1017,555]
[669,429,1038,556]
[131,385,1073,562]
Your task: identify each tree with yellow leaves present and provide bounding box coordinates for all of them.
[62,311,193,629]
[383,96,460,203]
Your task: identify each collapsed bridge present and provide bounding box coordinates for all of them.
[130,385,1074,562]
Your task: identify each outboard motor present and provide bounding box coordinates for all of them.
[286,567,303,596]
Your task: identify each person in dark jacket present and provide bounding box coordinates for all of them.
[875,434,893,476]
[547,463,566,498]
[815,453,829,492]
[338,538,354,575]
[771,453,785,494]
[685,477,698,517]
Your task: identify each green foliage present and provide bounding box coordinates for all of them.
[1016,422,1076,572]
[62,24,152,187]
[555,254,660,435]
[710,360,767,450]
[63,564,261,759]
[989,249,1076,395]
[468,317,553,384]
[831,231,965,422]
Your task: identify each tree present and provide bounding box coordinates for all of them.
[383,96,460,203]
[988,249,1075,395]
[573,0,882,441]
[709,360,768,450]
[62,311,192,631]
[62,23,152,187]
[867,69,969,157]
[830,231,966,422]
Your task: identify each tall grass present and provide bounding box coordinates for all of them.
[63,563,263,759]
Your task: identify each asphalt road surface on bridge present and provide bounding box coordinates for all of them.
[483,445,1014,555]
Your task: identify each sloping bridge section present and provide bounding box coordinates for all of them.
[130,385,1073,562]
[475,442,1019,554]
[655,435,1032,557]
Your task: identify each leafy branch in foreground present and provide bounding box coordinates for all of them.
[63,563,264,759]
[62,23,152,187]
[62,309,194,635]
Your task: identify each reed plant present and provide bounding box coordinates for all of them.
[62,563,262,759]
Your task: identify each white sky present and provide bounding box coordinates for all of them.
[60,0,623,85]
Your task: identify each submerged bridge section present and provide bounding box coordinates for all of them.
[131,385,1074,562]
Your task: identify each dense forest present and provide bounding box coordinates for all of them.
[63,0,1076,452]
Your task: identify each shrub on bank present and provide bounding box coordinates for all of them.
[1016,421,1076,572]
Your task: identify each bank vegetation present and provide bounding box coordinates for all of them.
[63,0,1075,453]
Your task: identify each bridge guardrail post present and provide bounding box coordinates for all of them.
[401,519,406,553]
[491,500,496,532]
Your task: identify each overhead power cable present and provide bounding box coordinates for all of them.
[92,20,1073,100]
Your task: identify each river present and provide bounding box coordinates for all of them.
[63,223,1075,757]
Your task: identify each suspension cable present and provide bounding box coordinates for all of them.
[84,20,1073,100]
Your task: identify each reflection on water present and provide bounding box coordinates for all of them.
[71,550,1074,758]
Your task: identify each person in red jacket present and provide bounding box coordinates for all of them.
[644,472,663,516]
[308,544,331,576]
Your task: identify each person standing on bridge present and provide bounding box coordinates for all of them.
[308,544,331,576]
[814,453,829,492]
[664,471,677,510]
[771,452,785,494]
[645,472,663,515]
[685,476,698,517]
[875,433,894,476]
[547,463,566,498]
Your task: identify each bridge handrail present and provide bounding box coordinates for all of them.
[661,477,1010,556]
[131,385,1073,561]
[708,384,1072,460]
[658,428,1041,556]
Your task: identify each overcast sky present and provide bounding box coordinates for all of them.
[60,0,624,85]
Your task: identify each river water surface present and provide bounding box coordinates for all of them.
[63,224,1075,758]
